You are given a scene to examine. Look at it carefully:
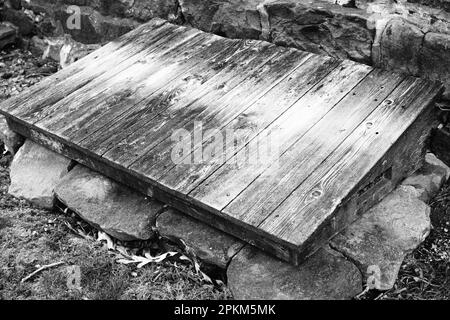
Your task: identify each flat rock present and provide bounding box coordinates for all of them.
[157,209,244,269]
[8,139,71,209]
[227,245,362,300]
[379,17,424,75]
[2,7,35,36]
[0,115,24,154]
[330,185,431,291]
[0,23,17,50]
[402,152,450,202]
[55,165,164,241]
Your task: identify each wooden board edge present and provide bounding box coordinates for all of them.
[296,89,444,262]
[4,114,304,265]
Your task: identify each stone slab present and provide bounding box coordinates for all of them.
[157,208,245,270]
[8,139,71,208]
[54,165,164,241]
[330,185,431,290]
[227,245,362,300]
[402,152,450,202]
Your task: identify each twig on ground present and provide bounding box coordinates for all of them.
[354,286,370,299]
[21,261,65,283]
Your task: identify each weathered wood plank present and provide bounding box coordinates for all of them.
[65,38,248,144]
[141,54,340,189]
[128,49,313,180]
[221,70,405,226]
[35,33,227,137]
[189,61,373,211]
[21,26,202,126]
[258,77,442,254]
[80,41,275,156]
[1,20,174,117]
[100,46,300,167]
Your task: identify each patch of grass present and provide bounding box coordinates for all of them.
[122,262,231,300]
[0,148,232,300]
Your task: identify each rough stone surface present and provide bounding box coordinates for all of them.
[55,165,164,241]
[407,0,450,11]
[330,185,431,291]
[0,115,24,154]
[126,0,180,22]
[30,34,100,68]
[53,5,140,44]
[157,208,244,269]
[4,0,450,99]
[210,0,263,40]
[227,245,362,300]
[402,153,450,202]
[8,139,72,209]
[378,17,424,75]
[1,7,35,35]
[267,0,374,63]
[419,32,450,100]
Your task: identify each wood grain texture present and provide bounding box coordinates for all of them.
[147,54,339,190]
[85,41,278,160]
[190,60,373,211]
[0,19,168,112]
[102,45,294,167]
[75,39,259,152]
[28,26,203,128]
[36,33,223,137]
[2,20,175,118]
[129,49,313,180]
[259,77,442,247]
[222,70,405,226]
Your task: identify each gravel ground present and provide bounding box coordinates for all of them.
[0,46,58,100]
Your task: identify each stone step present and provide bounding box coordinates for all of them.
[54,165,165,242]
[402,152,450,202]
[8,139,72,209]
[331,185,431,291]
[331,152,450,290]
[157,208,244,270]
[227,245,363,300]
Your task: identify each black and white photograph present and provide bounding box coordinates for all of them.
[0,0,449,307]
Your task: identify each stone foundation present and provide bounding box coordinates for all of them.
[2,0,449,98]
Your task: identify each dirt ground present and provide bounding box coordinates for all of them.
[0,46,449,301]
